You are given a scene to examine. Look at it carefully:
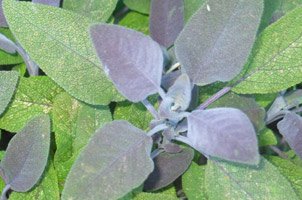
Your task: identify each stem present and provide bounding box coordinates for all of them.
[166,62,180,74]
[173,135,193,147]
[147,124,168,137]
[142,99,160,119]
[269,146,288,159]
[198,87,231,110]
[1,184,10,200]
[16,43,39,76]
[151,149,164,159]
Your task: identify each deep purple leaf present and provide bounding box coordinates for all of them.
[187,108,260,165]
[150,0,184,48]
[143,148,194,191]
[277,112,302,159]
[32,0,61,7]
[90,24,163,102]
[0,0,7,27]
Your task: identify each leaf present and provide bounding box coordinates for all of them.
[0,33,17,54]
[0,0,7,27]
[133,192,178,200]
[266,156,302,198]
[90,24,163,102]
[3,0,123,105]
[61,120,154,200]
[183,0,205,22]
[32,0,61,7]
[52,92,112,188]
[233,7,302,94]
[150,0,184,48]
[0,71,18,116]
[182,162,207,200]
[63,0,117,22]
[258,128,277,146]
[277,112,302,159]
[187,108,260,165]
[9,161,60,200]
[258,0,282,32]
[205,158,299,200]
[123,0,150,14]
[175,0,263,86]
[143,148,194,191]
[119,11,149,35]
[0,115,50,192]
[0,76,62,132]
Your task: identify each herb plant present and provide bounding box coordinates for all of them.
[0,0,302,199]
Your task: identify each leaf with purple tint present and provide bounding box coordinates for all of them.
[90,24,163,102]
[61,120,154,200]
[0,33,17,54]
[0,0,7,27]
[175,0,263,86]
[0,115,50,192]
[150,0,184,48]
[277,112,302,159]
[32,0,61,7]
[187,108,260,165]
[143,148,194,191]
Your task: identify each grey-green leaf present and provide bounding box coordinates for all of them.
[123,0,150,14]
[0,71,18,116]
[61,120,154,200]
[175,0,263,86]
[0,115,50,192]
[3,0,123,105]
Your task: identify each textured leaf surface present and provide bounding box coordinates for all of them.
[184,0,205,22]
[133,192,178,200]
[0,71,18,116]
[233,7,302,94]
[144,148,194,191]
[175,0,263,85]
[52,92,111,188]
[90,24,163,102]
[0,0,7,27]
[258,128,277,146]
[123,0,150,14]
[10,161,60,200]
[0,33,17,54]
[119,11,149,35]
[0,76,62,132]
[3,0,122,104]
[187,108,260,165]
[182,162,207,200]
[205,158,299,200]
[150,0,184,48]
[61,120,154,200]
[0,115,50,192]
[32,0,61,7]
[63,0,117,22]
[277,112,302,159]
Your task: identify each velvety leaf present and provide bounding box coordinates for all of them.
[32,0,61,7]
[254,93,278,108]
[133,192,178,200]
[0,0,7,27]
[61,120,154,200]
[0,76,62,132]
[0,71,18,116]
[182,162,207,200]
[161,70,182,91]
[150,0,184,48]
[258,128,277,147]
[0,33,17,54]
[119,11,149,35]
[233,7,302,94]
[175,0,263,86]
[63,0,117,22]
[277,112,302,159]
[187,108,260,165]
[0,115,50,192]
[52,92,111,188]
[143,148,194,191]
[90,24,163,102]
[123,0,150,14]
[3,0,123,105]
[205,158,299,200]
[9,161,60,200]
[258,0,282,32]
[184,0,205,22]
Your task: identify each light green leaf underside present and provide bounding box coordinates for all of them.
[205,158,299,200]
[3,0,123,105]
[258,128,277,146]
[184,0,205,22]
[123,0,150,14]
[233,7,302,94]
[119,12,150,35]
[0,71,19,116]
[52,92,111,190]
[0,76,63,132]
[63,0,117,22]
[9,161,60,200]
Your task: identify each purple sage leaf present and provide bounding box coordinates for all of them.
[175,0,263,85]
[0,33,17,54]
[0,0,7,27]
[90,24,163,102]
[277,112,302,159]
[0,115,51,192]
[150,0,184,48]
[32,0,61,7]
[187,108,260,165]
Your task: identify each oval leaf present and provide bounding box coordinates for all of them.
[150,0,184,48]
[90,24,163,102]
[277,112,302,159]
[187,108,260,165]
[0,115,50,192]
[61,120,154,200]
[123,0,151,14]
[175,0,263,85]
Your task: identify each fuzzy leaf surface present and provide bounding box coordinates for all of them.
[175,0,263,85]
[184,0,205,22]
[61,120,154,200]
[119,12,149,35]
[32,0,61,7]
[123,0,150,14]
[0,71,18,116]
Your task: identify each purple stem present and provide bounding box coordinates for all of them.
[198,86,231,110]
